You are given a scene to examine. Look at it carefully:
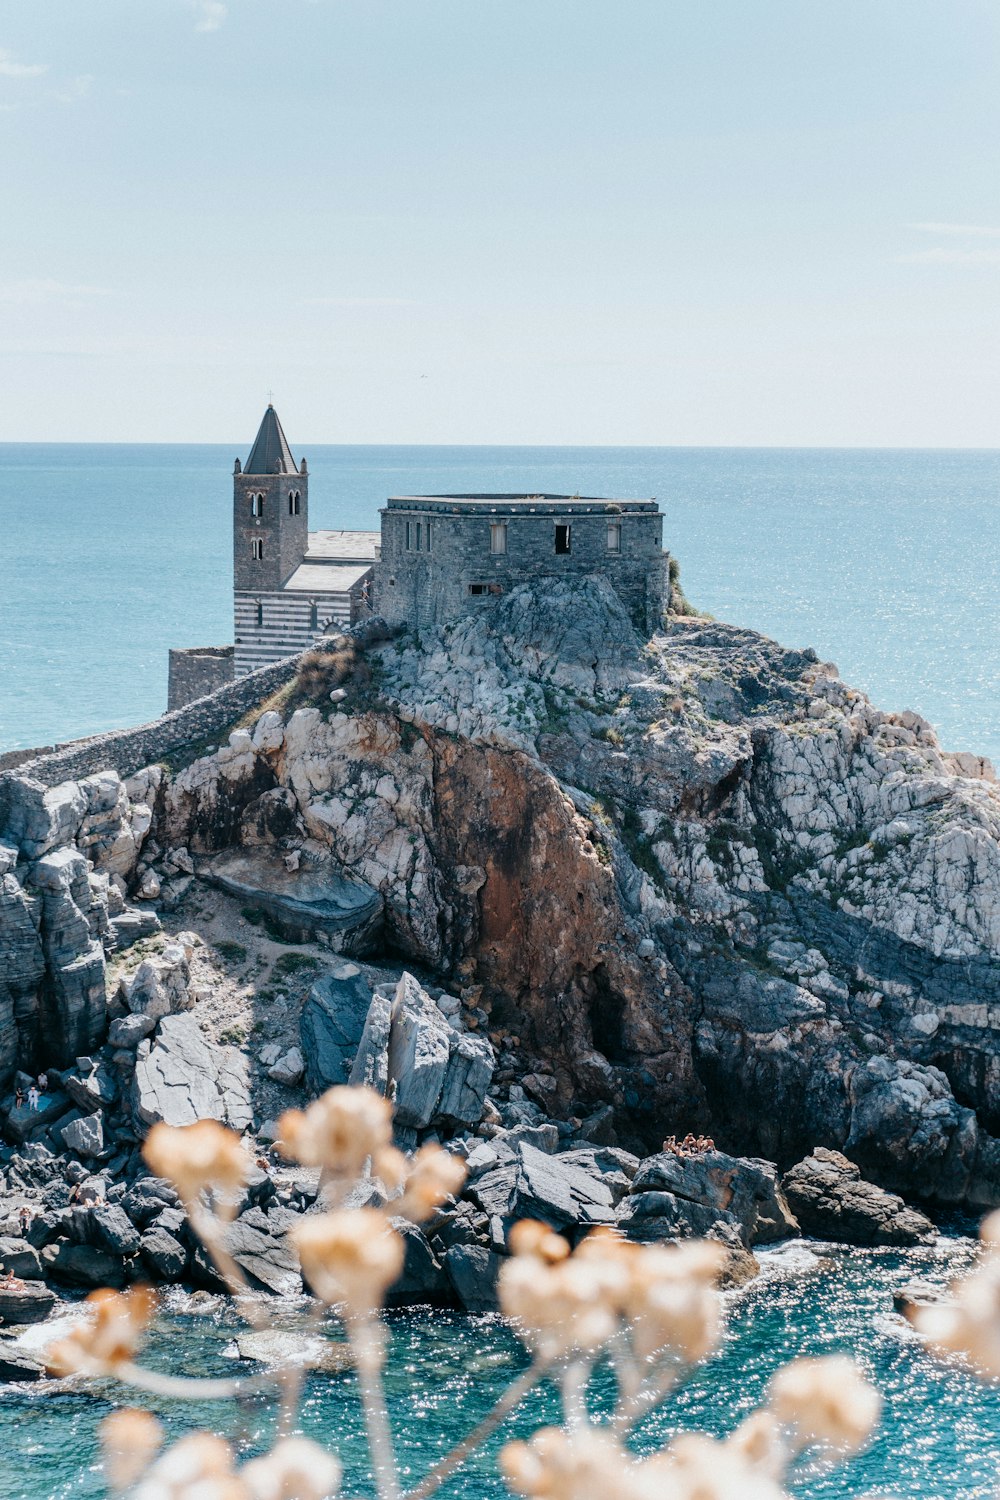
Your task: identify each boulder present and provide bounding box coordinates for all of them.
[0,1345,46,1379]
[300,964,373,1093]
[0,1237,43,1281]
[121,944,192,1020]
[108,1013,157,1049]
[107,908,162,951]
[235,1330,352,1374]
[443,1244,501,1312]
[624,1150,798,1248]
[782,1148,936,1248]
[348,990,392,1094]
[121,1177,179,1229]
[4,1090,71,1145]
[387,973,451,1130]
[42,1241,127,1289]
[268,1048,304,1087]
[140,1226,188,1281]
[60,1113,105,1160]
[469,1142,615,1232]
[0,1283,56,1327]
[438,1032,495,1128]
[62,1063,118,1113]
[131,1014,252,1132]
[387,1219,448,1307]
[225,1217,302,1296]
[88,1204,141,1258]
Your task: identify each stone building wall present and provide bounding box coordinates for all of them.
[234,580,371,675]
[233,469,309,593]
[375,498,667,635]
[167,646,236,712]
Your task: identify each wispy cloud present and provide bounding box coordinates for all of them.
[52,74,93,106]
[0,48,47,79]
[191,0,228,32]
[910,221,1000,238]
[0,280,113,307]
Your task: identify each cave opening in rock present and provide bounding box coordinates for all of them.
[586,964,627,1063]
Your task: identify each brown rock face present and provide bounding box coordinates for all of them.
[430,738,702,1135]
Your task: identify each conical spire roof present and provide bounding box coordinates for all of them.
[244,404,298,475]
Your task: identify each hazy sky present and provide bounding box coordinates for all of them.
[3,1,1000,445]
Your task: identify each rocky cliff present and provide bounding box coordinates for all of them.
[3,577,1000,1209]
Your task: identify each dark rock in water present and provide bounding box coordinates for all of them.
[707,1220,761,1288]
[782,1148,936,1247]
[189,1243,227,1293]
[209,849,383,950]
[300,964,373,1094]
[0,1345,45,1380]
[89,1204,141,1258]
[140,1226,188,1281]
[387,1219,448,1307]
[0,1282,56,1326]
[0,1237,43,1281]
[443,1243,501,1312]
[225,1218,302,1297]
[625,1150,798,1248]
[893,1279,947,1315]
[42,1241,127,1289]
[235,1330,352,1373]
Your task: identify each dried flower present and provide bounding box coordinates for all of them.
[507,1220,570,1263]
[241,1437,342,1499]
[643,1432,789,1499]
[133,1432,245,1500]
[100,1409,164,1494]
[768,1355,881,1454]
[499,1248,623,1361]
[617,1240,725,1363]
[502,1426,639,1500]
[912,1215,1000,1378]
[279,1087,393,1176]
[398,1143,467,1221]
[143,1119,250,1210]
[373,1146,408,1193]
[48,1285,156,1376]
[292,1208,404,1315]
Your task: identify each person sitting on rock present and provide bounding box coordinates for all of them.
[13,1088,23,1110]
[17,1207,30,1237]
[26,1087,39,1112]
[37,1073,47,1094]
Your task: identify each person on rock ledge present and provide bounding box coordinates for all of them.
[662,1132,715,1156]
[26,1086,39,1111]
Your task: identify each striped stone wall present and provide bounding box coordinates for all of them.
[234,587,364,675]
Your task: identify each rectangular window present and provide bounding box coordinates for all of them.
[425,522,432,553]
[607,522,622,553]
[468,583,489,595]
[405,522,412,550]
[416,522,422,551]
[555,523,571,554]
[490,522,508,555]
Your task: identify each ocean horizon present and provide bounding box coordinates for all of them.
[2,442,999,760]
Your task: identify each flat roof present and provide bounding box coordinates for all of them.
[284,561,373,593]
[385,493,658,512]
[306,529,380,561]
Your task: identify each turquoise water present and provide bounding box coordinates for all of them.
[1,445,999,760]
[5,1241,998,1500]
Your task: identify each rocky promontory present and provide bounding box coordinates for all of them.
[2,574,1000,1318]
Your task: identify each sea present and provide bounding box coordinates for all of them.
[2,444,1000,1498]
[2,445,1000,762]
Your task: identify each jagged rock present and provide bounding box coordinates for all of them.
[438,1031,494,1127]
[782,1148,936,1247]
[208,848,383,949]
[893,1280,947,1314]
[387,974,452,1129]
[132,1014,251,1132]
[88,1204,141,1258]
[225,1217,302,1296]
[240,788,303,846]
[0,1345,46,1379]
[121,944,192,1020]
[121,1177,179,1228]
[106,908,161,951]
[443,1244,501,1312]
[42,1241,127,1289]
[28,848,106,1065]
[469,1142,614,1231]
[624,1151,798,1247]
[0,1237,43,1280]
[62,1062,118,1113]
[0,874,44,1076]
[59,1113,105,1160]
[387,1218,448,1306]
[267,1048,304,1086]
[300,963,373,1094]
[348,990,392,1094]
[140,1225,188,1281]
[0,1284,56,1326]
[0,778,86,861]
[108,1013,157,1049]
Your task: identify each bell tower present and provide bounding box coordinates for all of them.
[233,404,309,592]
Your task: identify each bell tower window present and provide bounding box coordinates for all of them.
[252,537,264,560]
[251,493,264,517]
[288,491,301,516]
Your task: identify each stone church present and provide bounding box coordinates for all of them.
[167,405,667,709]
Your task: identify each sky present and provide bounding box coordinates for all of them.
[2,0,1000,446]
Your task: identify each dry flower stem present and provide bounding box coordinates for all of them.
[349,1314,401,1500]
[404,1359,551,1500]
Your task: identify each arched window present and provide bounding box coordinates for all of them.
[288,491,301,516]
[252,537,264,560]
[251,493,264,518]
